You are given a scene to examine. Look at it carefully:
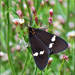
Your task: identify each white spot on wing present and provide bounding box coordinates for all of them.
[40,51,44,55]
[33,52,38,56]
[51,35,56,42]
[49,43,54,48]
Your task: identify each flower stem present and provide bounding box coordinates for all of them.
[22,58,27,75]
[25,0,32,25]
[7,0,16,75]
[41,71,44,75]
[35,65,37,75]
[66,0,70,30]
[72,38,75,75]
[25,0,31,18]
[59,60,64,75]
[20,0,25,16]
[74,1,75,75]
[22,48,30,75]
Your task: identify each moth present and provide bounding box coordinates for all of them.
[28,27,68,70]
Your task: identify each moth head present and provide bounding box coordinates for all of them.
[29,27,36,37]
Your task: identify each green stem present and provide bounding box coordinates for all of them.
[66,0,70,30]
[74,0,75,30]
[41,71,44,75]
[56,0,66,18]
[72,39,75,75]
[25,0,31,18]
[73,1,75,74]
[20,0,25,16]
[36,0,39,11]
[21,57,27,75]
[59,60,64,75]
[74,1,75,74]
[35,65,37,75]
[25,0,32,25]
[34,0,41,11]
[22,48,29,75]
[7,0,16,75]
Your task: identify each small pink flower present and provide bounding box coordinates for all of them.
[69,22,74,29]
[59,0,63,4]
[45,29,48,32]
[16,10,23,17]
[60,54,69,61]
[63,55,69,61]
[31,6,35,11]
[53,21,63,30]
[45,0,49,3]
[11,47,15,53]
[50,0,55,6]
[68,43,71,49]
[1,1,5,7]
[57,15,65,24]
[27,0,32,6]
[16,45,21,51]
[49,9,53,16]
[35,16,38,24]
[54,30,61,36]
[31,6,36,16]
[48,17,53,24]
[18,0,21,3]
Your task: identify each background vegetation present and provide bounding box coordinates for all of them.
[0,0,75,75]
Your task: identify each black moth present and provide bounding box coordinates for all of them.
[28,27,68,70]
